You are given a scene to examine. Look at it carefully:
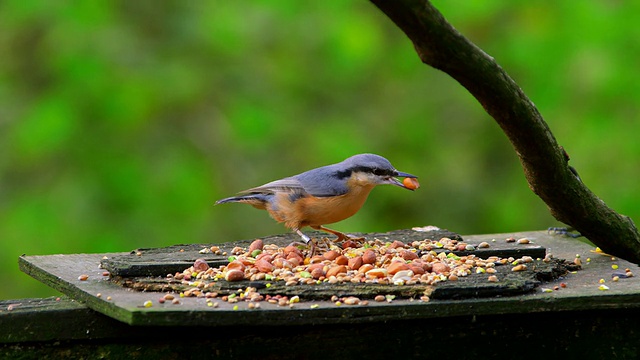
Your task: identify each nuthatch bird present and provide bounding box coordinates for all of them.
[215,153,418,244]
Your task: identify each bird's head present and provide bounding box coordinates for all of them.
[338,154,419,190]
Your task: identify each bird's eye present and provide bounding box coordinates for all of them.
[372,168,387,176]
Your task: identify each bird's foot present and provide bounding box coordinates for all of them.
[547,227,582,238]
[287,239,319,257]
[299,237,332,258]
[294,229,338,257]
[316,237,334,251]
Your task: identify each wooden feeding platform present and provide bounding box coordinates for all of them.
[4,229,640,358]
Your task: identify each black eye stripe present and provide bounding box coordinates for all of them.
[357,166,395,176]
[335,166,395,179]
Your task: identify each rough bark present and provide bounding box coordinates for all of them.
[370,0,640,264]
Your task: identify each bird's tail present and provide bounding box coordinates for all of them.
[215,193,271,209]
[215,196,242,205]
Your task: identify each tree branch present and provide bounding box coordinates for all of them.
[370,0,640,263]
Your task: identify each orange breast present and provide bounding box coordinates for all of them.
[266,183,375,230]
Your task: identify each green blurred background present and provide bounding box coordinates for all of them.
[1,1,639,300]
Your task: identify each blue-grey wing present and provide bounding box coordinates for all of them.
[240,177,305,194]
[240,165,348,197]
[293,166,348,197]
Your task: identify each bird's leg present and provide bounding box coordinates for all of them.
[303,226,341,253]
[311,225,365,248]
[311,225,349,241]
[295,229,311,243]
[293,228,319,257]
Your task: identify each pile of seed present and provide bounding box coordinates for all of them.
[168,237,547,303]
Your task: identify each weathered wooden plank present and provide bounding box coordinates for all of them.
[19,253,138,325]
[18,230,640,328]
[0,297,139,344]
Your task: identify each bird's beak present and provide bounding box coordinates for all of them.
[388,171,419,190]
[396,171,417,179]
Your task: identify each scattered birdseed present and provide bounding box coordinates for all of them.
[412,226,440,232]
[511,264,527,272]
[343,297,360,305]
[169,236,575,305]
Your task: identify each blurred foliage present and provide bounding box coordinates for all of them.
[1,1,639,299]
